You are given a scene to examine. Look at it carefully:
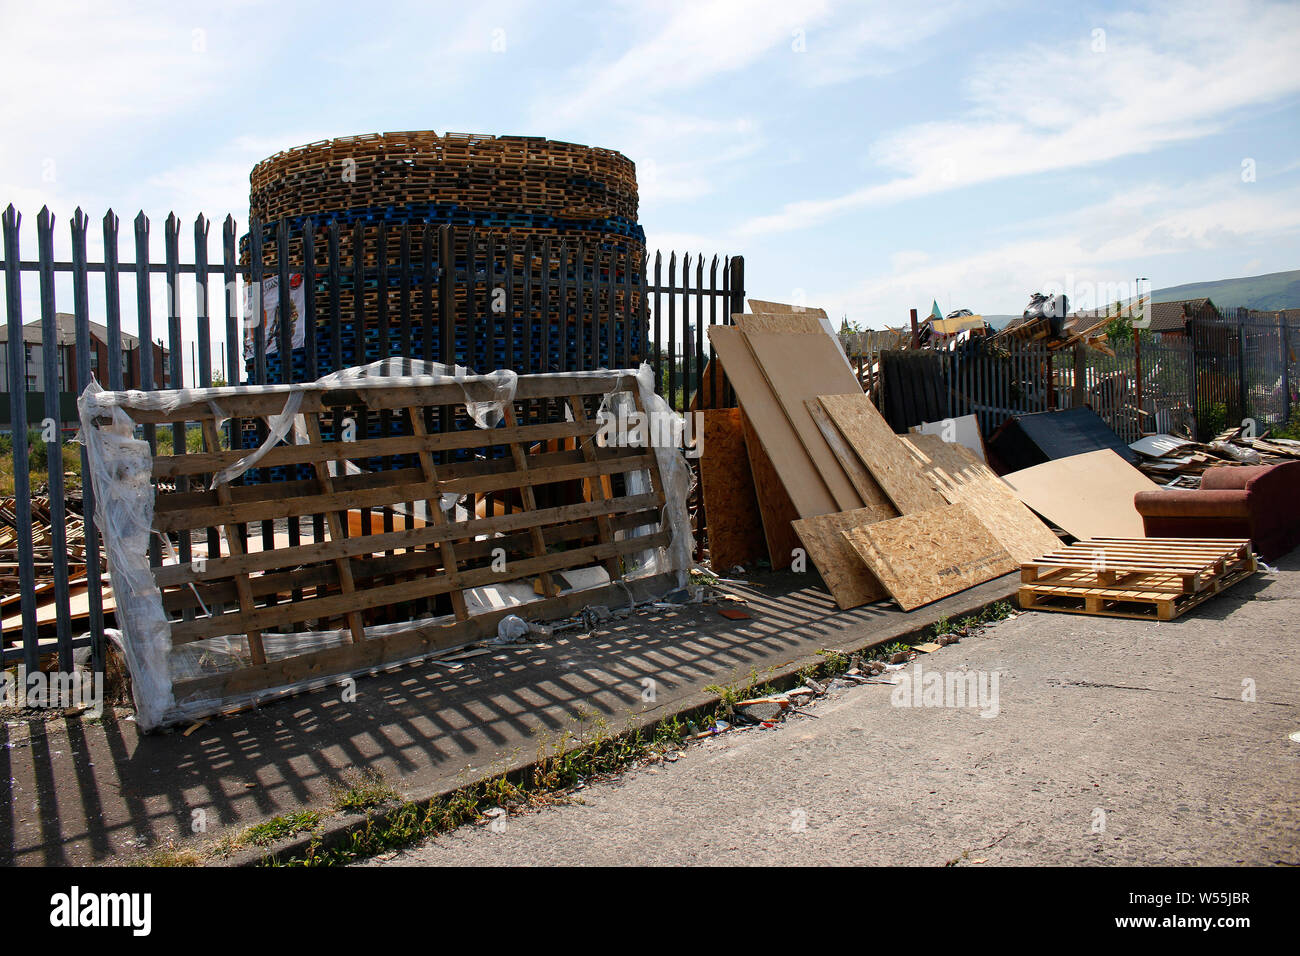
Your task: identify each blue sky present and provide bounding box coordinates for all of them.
[2,0,1299,354]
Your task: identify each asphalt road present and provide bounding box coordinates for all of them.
[372,557,1300,866]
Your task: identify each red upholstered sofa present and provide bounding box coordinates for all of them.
[1134,461,1300,560]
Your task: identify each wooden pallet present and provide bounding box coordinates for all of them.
[1018,537,1256,621]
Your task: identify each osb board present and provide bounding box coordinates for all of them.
[699,408,765,570]
[901,433,1060,564]
[708,325,837,517]
[735,312,826,334]
[806,399,896,515]
[793,507,892,609]
[817,393,948,514]
[1002,449,1158,540]
[742,331,866,513]
[842,503,1016,612]
[688,358,729,411]
[742,411,801,570]
[746,300,830,319]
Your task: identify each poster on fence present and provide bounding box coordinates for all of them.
[243,273,307,361]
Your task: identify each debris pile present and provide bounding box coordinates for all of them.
[1129,428,1300,488]
[0,495,88,596]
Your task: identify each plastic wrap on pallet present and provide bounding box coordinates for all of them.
[78,363,686,731]
[600,362,695,588]
[75,381,176,730]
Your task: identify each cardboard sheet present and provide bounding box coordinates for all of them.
[901,434,1061,563]
[742,332,865,513]
[708,325,837,517]
[792,508,892,609]
[1002,449,1159,539]
[842,503,1016,611]
[817,393,948,514]
[699,408,766,570]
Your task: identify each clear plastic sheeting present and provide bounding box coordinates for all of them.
[604,363,695,588]
[78,361,691,732]
[75,381,176,731]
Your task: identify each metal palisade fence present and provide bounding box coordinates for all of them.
[0,203,742,680]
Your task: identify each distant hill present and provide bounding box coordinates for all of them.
[1151,270,1300,310]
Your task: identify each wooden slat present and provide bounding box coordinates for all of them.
[567,394,622,580]
[408,405,469,621]
[302,412,366,643]
[199,420,266,665]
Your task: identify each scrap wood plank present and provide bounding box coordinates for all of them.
[699,408,766,570]
[746,300,830,319]
[1002,449,1158,540]
[742,411,802,570]
[741,331,865,513]
[708,325,837,517]
[841,502,1016,612]
[817,393,947,515]
[735,312,825,334]
[901,433,1059,564]
[1018,563,1256,621]
[792,507,892,609]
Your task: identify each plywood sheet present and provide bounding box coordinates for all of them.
[817,392,948,514]
[743,332,865,513]
[743,411,801,569]
[793,507,892,609]
[746,300,829,318]
[736,312,825,334]
[1002,449,1158,539]
[707,325,837,517]
[805,398,896,515]
[901,434,1060,563]
[842,503,1016,611]
[699,408,766,570]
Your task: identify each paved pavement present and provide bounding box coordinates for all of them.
[373,554,1300,867]
[2,567,1017,865]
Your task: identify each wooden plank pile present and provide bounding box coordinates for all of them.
[701,302,1061,612]
[1018,538,1256,620]
[0,495,87,595]
[83,368,680,729]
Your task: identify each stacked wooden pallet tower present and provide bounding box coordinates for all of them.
[698,302,1259,620]
[244,131,645,387]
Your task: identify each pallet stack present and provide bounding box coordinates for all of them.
[242,131,646,387]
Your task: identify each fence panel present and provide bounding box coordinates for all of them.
[0,201,738,681]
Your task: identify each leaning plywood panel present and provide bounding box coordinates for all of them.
[742,411,802,569]
[699,408,766,570]
[910,414,987,462]
[747,299,830,318]
[792,507,893,609]
[817,393,948,514]
[805,398,896,514]
[743,332,865,512]
[842,503,1016,611]
[736,313,825,334]
[1003,449,1158,539]
[901,434,1060,563]
[708,325,837,517]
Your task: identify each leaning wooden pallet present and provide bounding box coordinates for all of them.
[1018,537,1256,621]
[80,368,688,731]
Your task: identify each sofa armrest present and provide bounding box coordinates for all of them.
[1134,489,1252,519]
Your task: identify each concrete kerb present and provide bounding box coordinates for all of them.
[220,580,1021,867]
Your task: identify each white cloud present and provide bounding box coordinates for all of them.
[736,0,1300,237]
[811,174,1300,323]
